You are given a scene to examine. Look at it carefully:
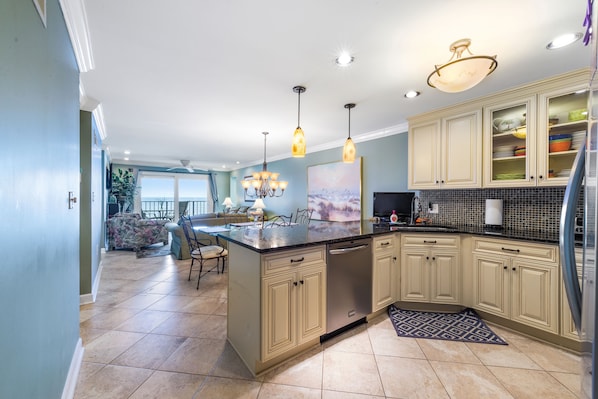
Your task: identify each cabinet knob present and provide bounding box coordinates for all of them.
[432,257,436,261]
[293,281,298,286]
[441,180,445,184]
[530,175,534,179]
[503,265,508,270]
[539,175,543,180]
[300,280,304,285]
[393,256,397,261]
[512,267,517,271]
[426,256,429,260]
[435,180,439,184]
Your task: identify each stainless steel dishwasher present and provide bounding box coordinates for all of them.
[325,237,372,335]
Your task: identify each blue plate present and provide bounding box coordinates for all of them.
[549,133,572,140]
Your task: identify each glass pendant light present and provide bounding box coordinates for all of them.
[291,86,306,157]
[342,103,356,163]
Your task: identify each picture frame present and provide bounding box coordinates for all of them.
[33,0,47,27]
[307,158,362,221]
[242,176,256,203]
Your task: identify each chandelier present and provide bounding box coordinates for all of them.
[241,132,288,198]
[427,38,497,93]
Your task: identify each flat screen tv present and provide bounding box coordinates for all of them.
[373,192,414,221]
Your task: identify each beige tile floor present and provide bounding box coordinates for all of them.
[75,249,583,399]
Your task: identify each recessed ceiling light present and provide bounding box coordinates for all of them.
[336,52,354,66]
[124,157,129,161]
[236,161,240,164]
[546,32,583,50]
[124,150,131,155]
[404,90,420,98]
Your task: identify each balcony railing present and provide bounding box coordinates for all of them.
[141,200,208,220]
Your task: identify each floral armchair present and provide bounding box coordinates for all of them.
[106,213,169,251]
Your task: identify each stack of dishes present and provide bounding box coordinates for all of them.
[514,145,526,156]
[571,130,585,150]
[557,169,571,178]
[549,134,572,152]
[494,145,515,158]
[495,173,526,180]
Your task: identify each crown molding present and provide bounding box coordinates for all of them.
[59,0,95,72]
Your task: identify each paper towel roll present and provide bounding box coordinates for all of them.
[485,199,503,226]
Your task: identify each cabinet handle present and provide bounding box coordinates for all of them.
[290,257,305,263]
[512,267,517,271]
[393,256,397,261]
[423,240,437,244]
[503,265,508,270]
[501,247,520,253]
[435,180,439,184]
[539,175,543,179]
[432,257,436,261]
[381,242,390,246]
[441,180,445,184]
[293,281,298,286]
[300,280,304,285]
[426,256,429,260]
[530,175,534,179]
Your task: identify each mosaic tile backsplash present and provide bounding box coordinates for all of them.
[417,187,582,234]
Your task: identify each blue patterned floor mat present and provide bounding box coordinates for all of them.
[388,305,507,345]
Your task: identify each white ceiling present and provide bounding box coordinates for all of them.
[76,0,592,171]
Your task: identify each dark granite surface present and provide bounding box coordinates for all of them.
[217,220,560,253]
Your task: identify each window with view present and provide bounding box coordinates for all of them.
[137,172,212,221]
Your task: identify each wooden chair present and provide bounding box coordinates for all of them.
[180,216,228,289]
[294,208,314,225]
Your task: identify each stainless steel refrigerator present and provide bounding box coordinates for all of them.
[560,34,598,399]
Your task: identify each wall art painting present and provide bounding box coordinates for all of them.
[307,158,362,221]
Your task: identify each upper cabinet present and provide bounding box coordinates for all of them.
[483,96,536,187]
[408,69,590,190]
[408,108,482,189]
[537,86,588,187]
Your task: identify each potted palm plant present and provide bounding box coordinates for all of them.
[110,168,138,213]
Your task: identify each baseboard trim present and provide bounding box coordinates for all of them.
[61,338,84,399]
[80,260,104,305]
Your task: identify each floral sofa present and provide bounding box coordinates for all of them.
[106,213,169,251]
[165,212,249,260]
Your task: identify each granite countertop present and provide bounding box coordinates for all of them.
[217,220,560,253]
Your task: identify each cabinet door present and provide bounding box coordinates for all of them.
[297,266,326,344]
[373,247,396,311]
[262,273,296,361]
[537,86,588,187]
[483,96,536,187]
[511,259,558,333]
[401,249,429,302]
[441,110,482,188]
[430,250,460,304]
[472,253,510,317]
[408,120,440,189]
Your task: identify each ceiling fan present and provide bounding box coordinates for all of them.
[166,160,200,173]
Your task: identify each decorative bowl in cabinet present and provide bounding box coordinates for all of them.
[549,140,572,153]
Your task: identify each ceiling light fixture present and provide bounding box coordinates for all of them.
[291,85,306,157]
[404,90,420,98]
[546,32,583,49]
[336,52,354,66]
[427,38,497,93]
[342,103,356,163]
[242,132,288,198]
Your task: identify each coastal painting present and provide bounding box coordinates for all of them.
[307,158,362,221]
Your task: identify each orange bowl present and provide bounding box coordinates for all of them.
[549,140,572,152]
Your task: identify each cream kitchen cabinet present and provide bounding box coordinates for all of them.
[483,72,588,187]
[472,237,559,333]
[372,234,398,311]
[261,247,326,361]
[227,243,326,375]
[561,247,583,341]
[408,108,482,189]
[400,234,461,304]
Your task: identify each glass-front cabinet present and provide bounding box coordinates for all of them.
[537,86,588,187]
[484,96,536,187]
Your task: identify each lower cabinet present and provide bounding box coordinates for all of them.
[560,248,583,341]
[472,237,559,333]
[400,234,461,304]
[372,234,398,312]
[261,247,326,362]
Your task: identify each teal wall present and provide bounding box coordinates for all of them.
[230,133,411,218]
[0,0,81,397]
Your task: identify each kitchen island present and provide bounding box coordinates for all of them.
[217,220,565,376]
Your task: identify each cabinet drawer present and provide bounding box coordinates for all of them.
[401,234,460,249]
[262,246,326,275]
[373,235,395,251]
[472,237,557,263]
